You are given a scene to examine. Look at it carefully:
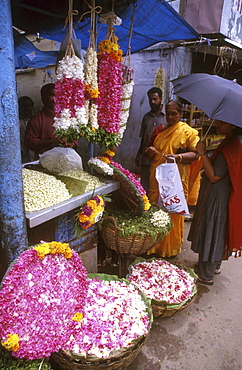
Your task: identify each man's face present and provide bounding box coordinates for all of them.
[148,93,162,112]
[42,88,55,110]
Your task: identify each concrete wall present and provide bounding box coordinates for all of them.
[16,66,56,113]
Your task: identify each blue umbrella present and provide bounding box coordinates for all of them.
[172,73,242,128]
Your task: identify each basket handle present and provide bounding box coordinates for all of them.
[102,216,121,231]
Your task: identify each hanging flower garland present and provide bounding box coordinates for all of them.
[0,242,88,359]
[53,55,88,142]
[97,39,123,149]
[84,46,99,132]
[119,64,134,140]
[76,195,105,230]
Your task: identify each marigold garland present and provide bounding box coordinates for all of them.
[77,195,105,229]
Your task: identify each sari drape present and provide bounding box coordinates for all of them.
[147,121,199,257]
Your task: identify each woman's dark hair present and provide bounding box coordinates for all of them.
[166,99,183,114]
[147,87,162,98]
[234,125,242,136]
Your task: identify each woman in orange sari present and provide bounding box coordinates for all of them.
[145,99,200,257]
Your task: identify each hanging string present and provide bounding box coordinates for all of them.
[76,0,102,49]
[63,0,79,57]
[124,3,136,66]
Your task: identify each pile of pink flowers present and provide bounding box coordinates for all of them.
[128,259,196,304]
[0,242,88,359]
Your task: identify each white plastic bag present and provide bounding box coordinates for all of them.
[155,158,190,217]
[39,147,83,174]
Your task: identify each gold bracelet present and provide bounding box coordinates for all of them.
[178,154,183,162]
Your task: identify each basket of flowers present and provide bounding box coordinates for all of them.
[98,204,173,256]
[127,258,198,318]
[51,273,153,370]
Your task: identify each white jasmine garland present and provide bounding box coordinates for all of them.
[84,47,98,89]
[118,79,134,140]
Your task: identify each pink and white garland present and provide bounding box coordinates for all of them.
[54,55,88,135]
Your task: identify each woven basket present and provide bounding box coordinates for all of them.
[100,216,161,255]
[128,259,198,318]
[51,336,146,370]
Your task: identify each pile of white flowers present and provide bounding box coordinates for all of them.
[59,170,105,192]
[87,157,114,176]
[150,209,171,228]
[22,168,71,212]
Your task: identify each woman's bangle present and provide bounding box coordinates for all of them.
[178,154,183,163]
[200,151,207,156]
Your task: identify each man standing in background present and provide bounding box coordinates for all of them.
[135,87,165,193]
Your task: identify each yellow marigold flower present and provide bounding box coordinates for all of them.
[99,156,110,164]
[91,127,96,132]
[104,149,115,157]
[2,333,20,352]
[86,199,96,209]
[78,214,90,223]
[90,89,100,99]
[142,195,151,211]
[112,44,119,52]
[34,244,50,259]
[85,84,91,92]
[34,242,72,259]
[72,312,84,322]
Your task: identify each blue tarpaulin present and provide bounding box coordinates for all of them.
[13,0,199,69]
[14,34,58,69]
[40,0,199,54]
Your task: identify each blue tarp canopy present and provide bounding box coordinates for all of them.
[40,0,199,54]
[14,33,58,69]
[12,0,199,68]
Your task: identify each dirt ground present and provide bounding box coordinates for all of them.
[127,221,242,370]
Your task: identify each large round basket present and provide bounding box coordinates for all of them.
[51,273,153,370]
[128,258,198,318]
[100,216,161,255]
[51,336,146,370]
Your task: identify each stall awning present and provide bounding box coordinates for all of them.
[11,0,199,55]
